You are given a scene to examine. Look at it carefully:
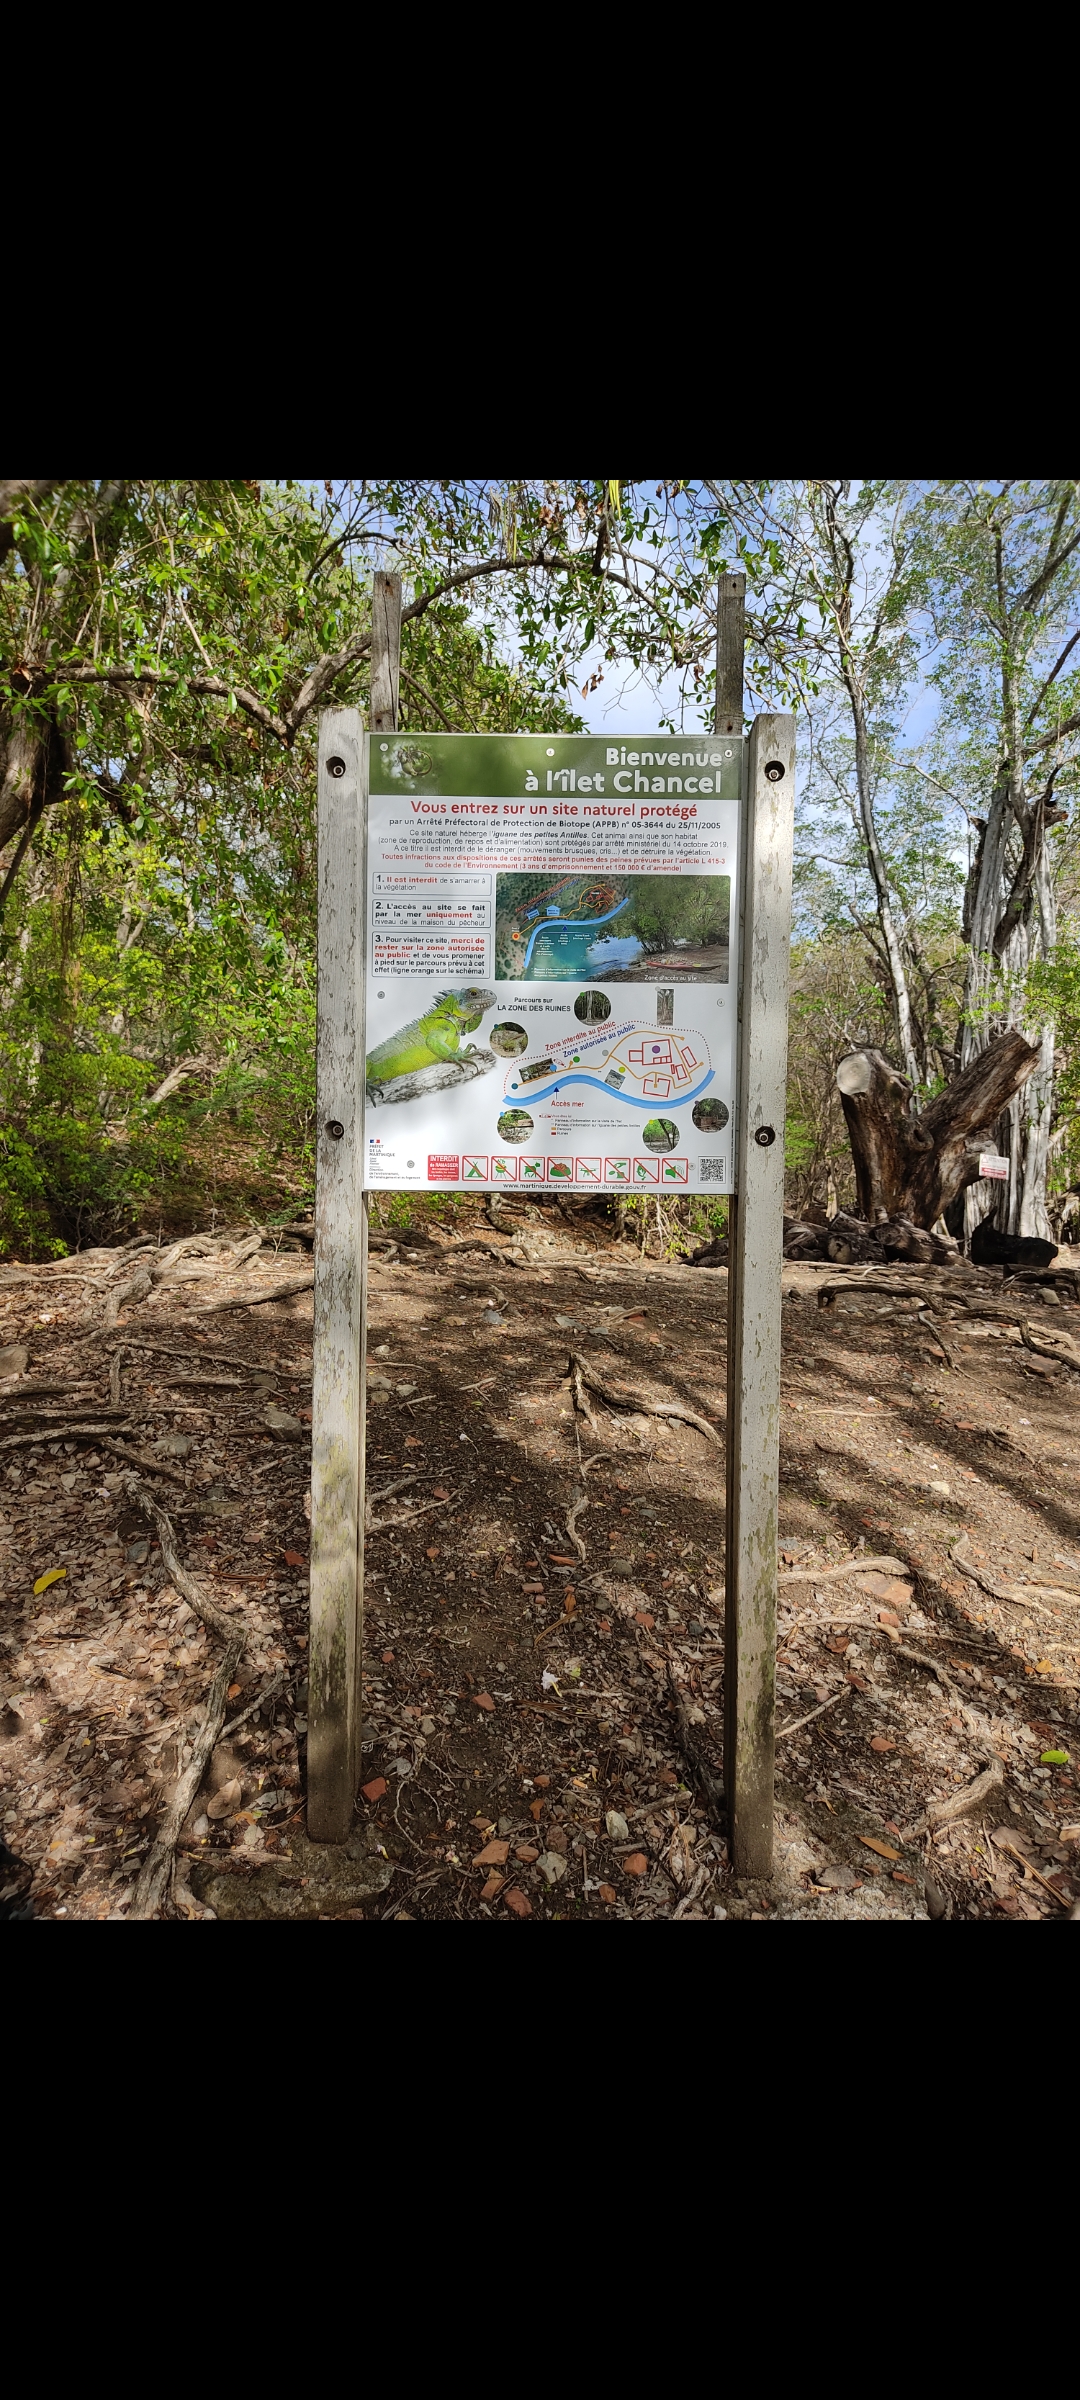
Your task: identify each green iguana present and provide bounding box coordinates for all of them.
[366,987,495,1085]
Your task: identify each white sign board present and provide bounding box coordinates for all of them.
[362,732,742,1194]
[979,1152,1010,1181]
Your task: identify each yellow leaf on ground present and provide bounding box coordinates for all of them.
[33,1566,67,1596]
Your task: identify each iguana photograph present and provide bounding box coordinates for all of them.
[366,987,496,1094]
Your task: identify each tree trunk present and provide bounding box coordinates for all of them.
[819,483,922,1092]
[962,819,1058,1242]
[836,1030,1040,1227]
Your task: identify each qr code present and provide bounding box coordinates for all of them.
[698,1157,727,1182]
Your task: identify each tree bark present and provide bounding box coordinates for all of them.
[820,484,921,1091]
[836,1030,1040,1227]
[956,499,1078,1242]
[0,710,69,897]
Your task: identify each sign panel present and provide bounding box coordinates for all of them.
[363,733,742,1192]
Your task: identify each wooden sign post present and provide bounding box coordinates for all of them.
[719,576,795,1881]
[308,571,794,1888]
[308,571,400,1840]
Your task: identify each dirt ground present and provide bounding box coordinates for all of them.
[2,1210,1078,1923]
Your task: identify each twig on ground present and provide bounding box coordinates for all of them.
[664,1661,725,1820]
[950,1535,1063,1615]
[129,1633,246,1919]
[565,1488,588,1561]
[777,1553,909,1587]
[193,1274,314,1314]
[776,1689,847,1739]
[97,1435,188,1483]
[367,1496,459,1534]
[571,1358,602,1435]
[122,1473,250,1643]
[571,1352,718,1442]
[671,1861,715,1919]
[994,1837,1072,1907]
[918,1310,955,1368]
[220,1670,286,1742]
[902,1757,1005,1842]
[0,1419,134,1456]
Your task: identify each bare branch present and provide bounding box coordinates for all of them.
[1023,626,1080,729]
[1024,709,1080,761]
[399,666,457,732]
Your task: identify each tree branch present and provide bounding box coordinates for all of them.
[1023,709,1080,761]
[1023,627,1080,730]
[0,794,44,922]
[62,664,290,745]
[284,547,675,732]
[398,666,456,731]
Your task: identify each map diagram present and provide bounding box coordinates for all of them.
[501,1021,713,1111]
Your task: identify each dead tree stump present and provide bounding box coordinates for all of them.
[836,1030,1040,1227]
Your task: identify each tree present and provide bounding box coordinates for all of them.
[0,481,596,1243]
[913,481,1080,1237]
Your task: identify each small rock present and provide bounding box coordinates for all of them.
[263,1406,303,1440]
[816,1866,860,1891]
[605,1809,630,1841]
[537,1851,567,1885]
[0,1345,28,1379]
[367,1372,393,1391]
[395,1383,417,1398]
[126,1540,150,1566]
[156,1433,194,1458]
[856,1572,913,1605]
[419,1716,436,1735]
[928,1480,951,1498]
